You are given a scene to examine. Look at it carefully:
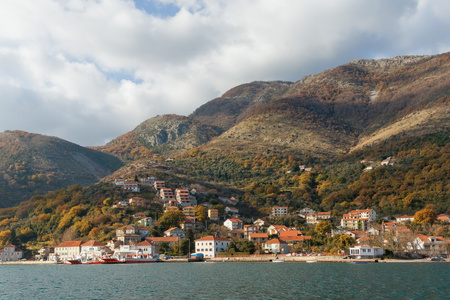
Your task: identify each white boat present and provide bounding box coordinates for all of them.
[272,259,284,263]
[306,260,316,263]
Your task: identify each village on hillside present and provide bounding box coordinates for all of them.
[1,172,449,263]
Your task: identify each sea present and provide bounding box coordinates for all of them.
[0,262,448,299]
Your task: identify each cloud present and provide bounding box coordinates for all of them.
[0,0,449,146]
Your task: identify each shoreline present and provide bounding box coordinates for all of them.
[1,256,447,265]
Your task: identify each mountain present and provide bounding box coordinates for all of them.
[197,53,450,158]
[94,114,221,160]
[190,81,293,131]
[0,130,123,207]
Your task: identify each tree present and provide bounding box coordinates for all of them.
[239,240,255,254]
[0,230,11,247]
[338,234,356,250]
[414,208,437,225]
[226,241,237,253]
[103,198,113,206]
[159,210,186,230]
[194,205,208,223]
[315,221,332,236]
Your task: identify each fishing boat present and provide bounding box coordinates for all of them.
[306,260,316,263]
[64,259,82,265]
[271,259,284,263]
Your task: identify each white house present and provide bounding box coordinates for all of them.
[123,181,140,192]
[349,245,383,259]
[135,240,159,257]
[54,241,83,261]
[195,236,231,258]
[224,218,243,230]
[225,206,239,216]
[396,215,415,223]
[267,225,289,236]
[272,206,288,218]
[0,244,23,262]
[298,208,315,218]
[408,234,448,254]
[80,240,106,260]
[164,227,186,239]
[263,238,288,254]
[341,209,377,230]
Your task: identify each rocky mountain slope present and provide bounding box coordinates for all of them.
[0,130,123,207]
[94,114,221,159]
[199,52,450,158]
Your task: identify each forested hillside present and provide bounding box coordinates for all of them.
[0,131,123,207]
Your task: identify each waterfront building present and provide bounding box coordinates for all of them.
[349,245,383,259]
[0,244,23,262]
[195,236,230,258]
[263,239,288,254]
[54,241,83,261]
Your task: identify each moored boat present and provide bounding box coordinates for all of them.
[65,259,82,265]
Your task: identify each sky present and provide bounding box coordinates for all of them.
[0,0,449,146]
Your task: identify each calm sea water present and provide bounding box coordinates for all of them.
[0,262,448,299]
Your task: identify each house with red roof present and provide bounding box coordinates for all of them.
[164,227,186,239]
[0,244,23,262]
[194,236,231,258]
[267,225,289,236]
[341,209,377,230]
[408,234,449,254]
[224,218,243,230]
[80,240,106,260]
[54,241,83,261]
[263,239,288,254]
[225,206,239,216]
[396,215,414,223]
[145,237,180,248]
[248,233,269,244]
[281,235,312,244]
[437,214,450,223]
[136,240,159,257]
[244,224,260,238]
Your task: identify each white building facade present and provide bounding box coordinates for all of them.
[195,236,230,258]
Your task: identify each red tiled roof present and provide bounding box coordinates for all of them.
[249,233,268,238]
[146,237,179,243]
[265,238,287,244]
[55,241,83,248]
[280,230,302,237]
[81,240,104,247]
[195,236,230,242]
[136,240,154,246]
[282,236,311,242]
[227,218,242,223]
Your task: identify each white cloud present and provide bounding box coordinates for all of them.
[0,0,449,146]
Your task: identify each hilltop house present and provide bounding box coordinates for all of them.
[224,218,243,230]
[271,206,288,218]
[341,209,377,230]
[208,209,219,221]
[267,225,289,236]
[164,227,186,239]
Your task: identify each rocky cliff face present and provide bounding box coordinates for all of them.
[96,114,221,158]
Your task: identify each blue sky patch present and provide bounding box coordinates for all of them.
[133,0,180,18]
